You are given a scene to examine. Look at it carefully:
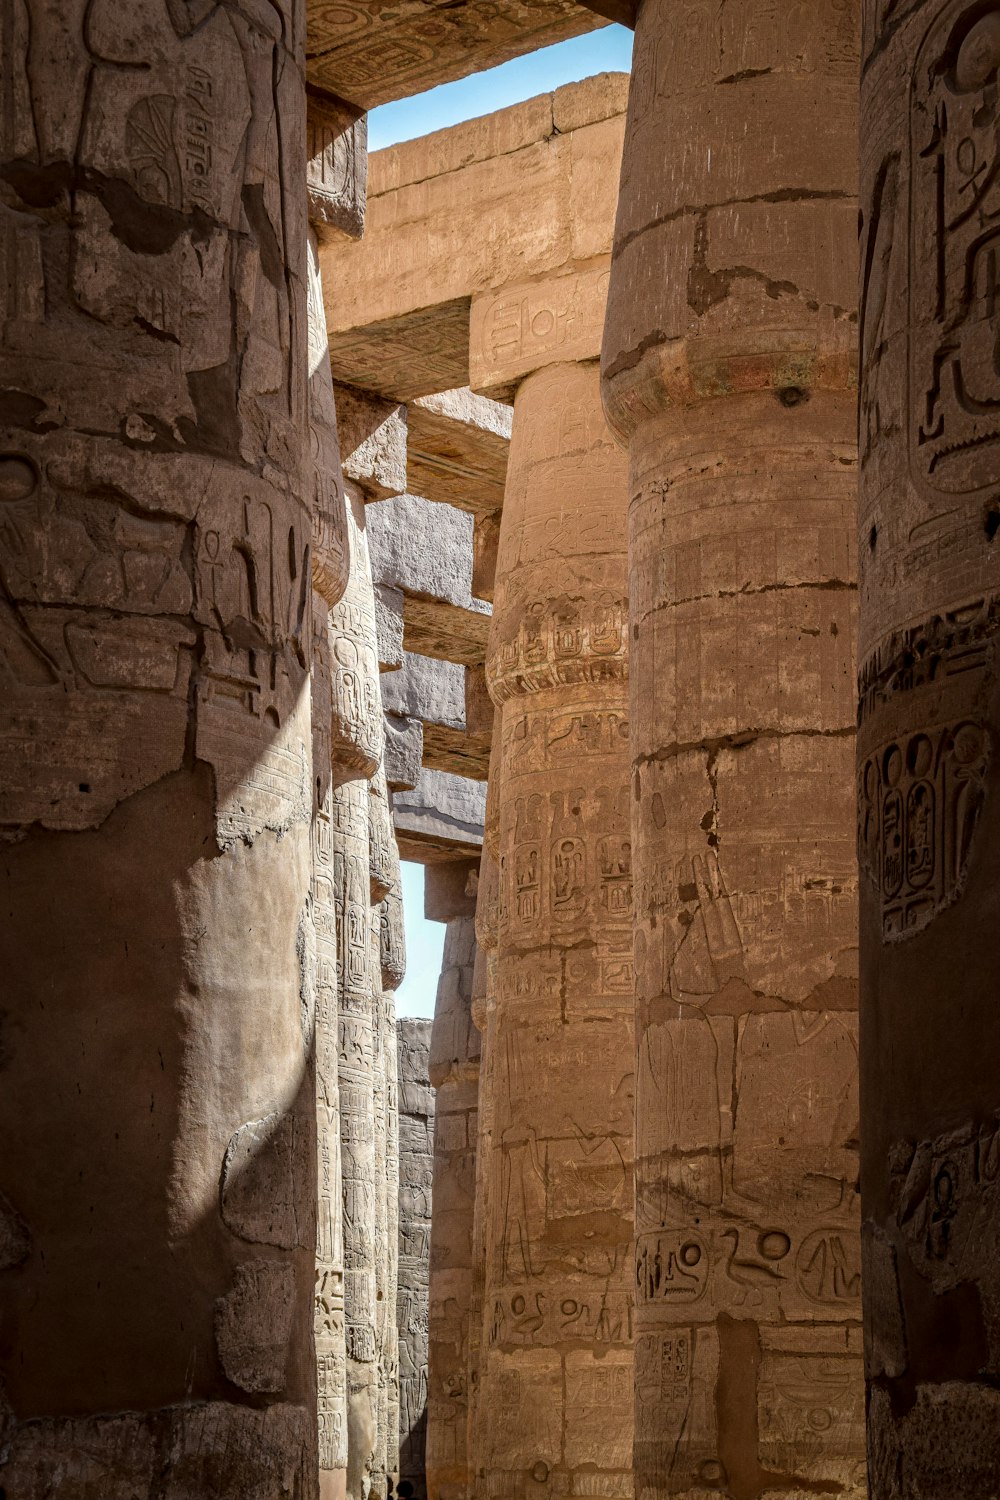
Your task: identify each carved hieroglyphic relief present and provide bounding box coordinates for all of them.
[308,215,351,1485]
[370,790,403,1492]
[426,915,479,1500]
[603,1,864,1493]
[399,1019,435,1500]
[329,480,384,785]
[0,0,317,1483]
[334,777,379,1500]
[475,361,634,1499]
[858,0,1000,1482]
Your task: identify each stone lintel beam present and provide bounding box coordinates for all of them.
[322,75,627,403]
[424,859,480,925]
[381,652,491,782]
[393,769,485,864]
[374,584,405,673]
[306,3,608,112]
[366,494,491,668]
[307,90,367,242]
[334,383,408,500]
[578,0,636,23]
[407,389,511,516]
[384,713,424,795]
[469,261,610,400]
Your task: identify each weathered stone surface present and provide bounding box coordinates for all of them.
[306,3,608,112]
[473,360,634,1499]
[470,260,612,399]
[221,1112,313,1252]
[329,482,385,786]
[856,0,1000,1484]
[426,919,479,1500]
[334,383,408,500]
[216,1261,297,1395]
[424,859,479,924]
[0,1402,314,1498]
[398,1019,435,1500]
[308,94,367,243]
[323,77,628,402]
[602,4,863,1495]
[375,584,405,673]
[334,777,379,1499]
[0,1192,31,1272]
[393,769,486,864]
[307,225,353,1490]
[366,493,492,680]
[330,300,473,403]
[472,512,502,603]
[408,389,511,515]
[381,652,491,781]
[0,1,316,1484]
[384,713,425,795]
[367,494,488,617]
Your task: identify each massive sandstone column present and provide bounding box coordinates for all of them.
[0,2,318,1490]
[309,222,352,1499]
[479,360,634,1499]
[465,848,500,1498]
[858,2,1000,1490]
[602,4,864,1496]
[426,908,481,1500]
[371,768,404,1494]
[329,470,384,1500]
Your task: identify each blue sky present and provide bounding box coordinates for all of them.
[396,861,446,1020]
[384,27,635,1017]
[368,26,634,152]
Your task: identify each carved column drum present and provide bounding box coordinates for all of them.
[602,1,865,1494]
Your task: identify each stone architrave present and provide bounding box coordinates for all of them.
[0,2,318,1490]
[477,361,634,1498]
[858,3,1000,1490]
[601,3,864,1495]
[398,1020,436,1500]
[308,222,353,1498]
[426,912,481,1500]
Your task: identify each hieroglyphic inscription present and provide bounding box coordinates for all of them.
[858,718,987,936]
[909,6,1000,500]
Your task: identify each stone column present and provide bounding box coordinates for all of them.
[398,1019,436,1500]
[479,361,634,1498]
[426,911,481,1500]
[309,218,352,1500]
[858,3,1000,1490]
[329,466,385,1500]
[373,771,405,1496]
[335,775,379,1500]
[602,4,864,1495]
[372,911,390,1488]
[0,2,318,1491]
[465,848,500,1498]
